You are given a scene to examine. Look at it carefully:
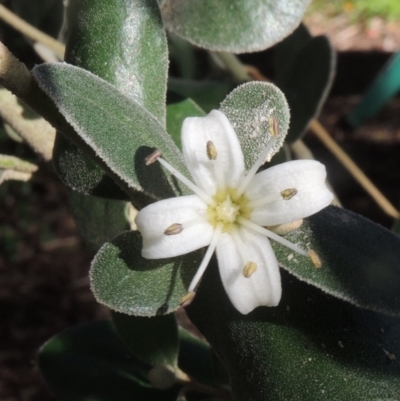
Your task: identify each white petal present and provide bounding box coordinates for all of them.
[135,195,213,259]
[181,110,245,196]
[216,228,281,315]
[246,160,333,226]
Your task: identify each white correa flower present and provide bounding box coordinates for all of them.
[135,110,333,314]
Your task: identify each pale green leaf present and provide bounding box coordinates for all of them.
[160,0,311,53]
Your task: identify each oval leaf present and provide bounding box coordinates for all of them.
[275,206,400,316]
[277,35,336,143]
[220,81,290,171]
[33,63,190,203]
[90,231,202,316]
[160,0,311,53]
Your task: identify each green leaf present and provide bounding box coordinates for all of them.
[90,231,202,316]
[69,191,129,249]
[275,206,400,316]
[220,81,290,171]
[276,35,336,143]
[187,262,400,400]
[54,0,168,198]
[33,63,190,203]
[166,99,205,149]
[39,320,179,401]
[112,312,179,368]
[168,78,233,112]
[274,23,312,79]
[160,0,311,53]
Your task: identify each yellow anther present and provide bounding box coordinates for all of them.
[281,188,297,200]
[206,140,218,160]
[145,149,162,165]
[268,116,279,137]
[164,223,183,236]
[180,291,196,307]
[308,249,322,268]
[243,261,257,278]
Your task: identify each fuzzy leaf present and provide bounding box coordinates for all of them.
[277,35,336,142]
[220,81,290,171]
[160,0,311,53]
[112,312,179,368]
[90,231,202,316]
[33,63,190,203]
[188,264,400,400]
[275,206,400,316]
[39,321,179,401]
[69,191,129,249]
[53,0,168,198]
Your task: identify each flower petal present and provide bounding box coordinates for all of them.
[181,110,245,196]
[135,195,213,258]
[246,160,333,226]
[216,228,281,314]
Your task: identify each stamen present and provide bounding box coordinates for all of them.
[180,291,196,307]
[243,261,257,278]
[144,149,162,165]
[238,217,308,257]
[157,157,215,205]
[206,140,217,160]
[268,117,279,137]
[308,249,322,268]
[188,224,222,292]
[235,137,277,197]
[231,228,252,264]
[164,223,183,235]
[247,193,283,209]
[281,188,297,200]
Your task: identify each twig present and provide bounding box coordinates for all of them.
[0,4,65,58]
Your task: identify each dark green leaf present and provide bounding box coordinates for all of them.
[69,191,129,249]
[276,35,336,143]
[274,23,311,79]
[39,320,179,401]
[168,78,233,113]
[275,206,400,316]
[220,81,290,171]
[53,0,168,198]
[160,0,311,53]
[90,231,202,316]
[33,63,190,204]
[112,312,179,368]
[166,99,205,149]
[188,261,400,400]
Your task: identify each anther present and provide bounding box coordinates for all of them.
[308,249,322,268]
[164,223,183,235]
[281,188,297,200]
[268,117,279,137]
[243,261,257,278]
[206,140,218,160]
[180,291,196,307]
[145,149,162,165]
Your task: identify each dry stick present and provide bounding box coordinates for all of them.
[214,52,400,219]
[310,119,400,218]
[0,4,65,58]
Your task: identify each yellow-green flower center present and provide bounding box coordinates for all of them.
[207,187,251,232]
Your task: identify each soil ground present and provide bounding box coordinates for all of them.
[1,11,400,401]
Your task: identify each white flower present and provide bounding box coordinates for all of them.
[136,110,333,314]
